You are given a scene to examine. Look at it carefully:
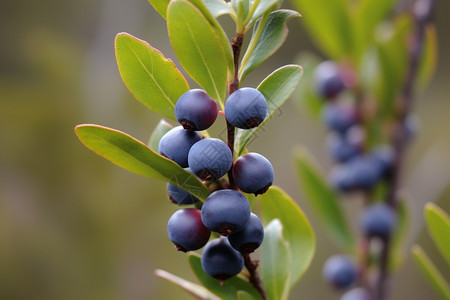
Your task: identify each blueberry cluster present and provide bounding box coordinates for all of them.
[160,87,272,282]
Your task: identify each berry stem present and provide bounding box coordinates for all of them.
[243,253,267,300]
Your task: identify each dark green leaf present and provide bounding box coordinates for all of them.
[167,0,232,106]
[258,186,315,288]
[235,65,303,155]
[147,119,173,152]
[240,10,301,82]
[425,203,450,266]
[293,147,355,251]
[188,253,261,300]
[154,269,220,300]
[75,124,209,201]
[148,0,170,18]
[115,33,189,120]
[412,245,450,300]
[237,291,258,300]
[204,0,234,17]
[261,219,291,300]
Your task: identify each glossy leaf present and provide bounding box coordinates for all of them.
[412,245,450,300]
[417,24,438,90]
[240,9,301,81]
[247,0,279,28]
[147,119,173,151]
[167,0,232,106]
[290,0,353,60]
[235,65,303,155]
[188,253,260,300]
[425,203,450,266]
[258,186,315,287]
[154,269,220,300]
[148,0,170,18]
[232,0,250,25]
[293,147,355,251]
[204,0,234,17]
[75,124,210,201]
[261,219,291,300]
[115,33,189,120]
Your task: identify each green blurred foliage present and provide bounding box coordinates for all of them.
[1,0,449,299]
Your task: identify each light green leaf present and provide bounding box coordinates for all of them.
[237,291,258,300]
[290,0,353,60]
[293,147,355,251]
[425,203,450,266]
[417,24,438,90]
[148,119,173,152]
[258,186,315,287]
[74,124,209,201]
[240,10,301,81]
[188,253,261,300]
[154,269,220,300]
[247,0,279,27]
[204,0,234,17]
[167,0,232,106]
[148,0,170,18]
[261,219,291,300]
[412,245,450,300]
[390,199,410,270]
[235,65,303,155]
[115,33,189,120]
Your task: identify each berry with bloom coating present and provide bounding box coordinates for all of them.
[159,126,202,167]
[322,255,357,289]
[228,213,264,253]
[314,61,346,99]
[360,203,396,239]
[322,102,358,133]
[175,89,218,131]
[233,152,274,195]
[225,87,267,129]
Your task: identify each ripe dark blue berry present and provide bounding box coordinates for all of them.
[201,237,244,282]
[224,87,267,129]
[159,126,202,167]
[233,152,274,195]
[326,126,365,163]
[201,189,251,236]
[175,89,219,131]
[322,102,357,133]
[360,203,396,239]
[167,208,211,252]
[341,288,369,300]
[188,138,233,181]
[322,255,357,289]
[228,213,264,253]
[313,61,346,99]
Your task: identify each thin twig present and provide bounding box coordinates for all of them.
[244,253,268,300]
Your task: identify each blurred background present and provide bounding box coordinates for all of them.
[0,0,449,299]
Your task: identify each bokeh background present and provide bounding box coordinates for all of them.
[1,0,449,299]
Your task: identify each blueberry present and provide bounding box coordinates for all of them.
[201,189,251,236]
[167,168,199,205]
[188,138,233,181]
[175,89,219,131]
[201,237,244,282]
[228,213,264,253]
[329,164,355,192]
[167,208,211,252]
[341,288,369,300]
[346,155,383,190]
[224,87,267,129]
[360,203,396,239]
[313,61,346,99]
[371,145,395,177]
[233,152,274,195]
[322,255,357,289]
[326,126,364,163]
[159,126,203,167]
[322,102,357,133]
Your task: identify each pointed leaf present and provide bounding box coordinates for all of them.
[240,10,301,81]
[293,147,355,251]
[148,119,173,151]
[235,65,302,155]
[115,33,189,120]
[247,0,279,27]
[75,124,209,201]
[258,186,315,287]
[425,203,450,266]
[204,0,234,17]
[261,219,291,300]
[155,269,220,300]
[412,245,450,300]
[148,0,170,18]
[188,253,260,300]
[168,0,232,106]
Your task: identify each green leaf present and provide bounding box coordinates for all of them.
[74,124,210,201]
[246,0,279,28]
[188,253,261,300]
[235,65,303,155]
[290,0,353,60]
[204,0,234,17]
[261,219,291,300]
[115,33,189,120]
[240,10,301,81]
[237,291,258,300]
[147,119,173,152]
[148,0,170,18]
[167,0,232,107]
[390,199,410,270]
[412,245,450,300]
[258,186,315,287]
[425,203,450,266]
[293,147,355,251]
[417,24,438,90]
[154,269,220,300]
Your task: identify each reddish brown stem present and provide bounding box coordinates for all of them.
[244,253,267,300]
